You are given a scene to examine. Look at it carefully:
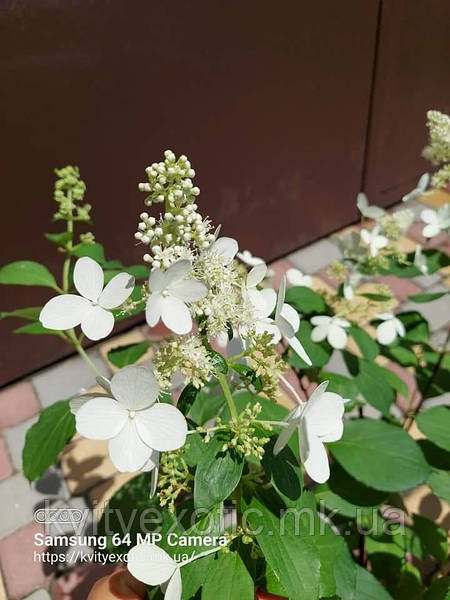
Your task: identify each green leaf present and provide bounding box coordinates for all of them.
[383,345,418,367]
[318,371,360,401]
[106,341,150,368]
[209,351,229,375]
[181,554,216,600]
[355,564,393,599]
[14,321,62,336]
[315,462,387,519]
[359,292,392,302]
[355,360,395,415]
[412,514,448,563]
[202,552,254,600]
[177,383,199,416]
[230,363,262,392]
[44,231,72,246]
[398,311,430,344]
[194,437,243,510]
[408,291,448,303]
[261,437,302,504]
[418,439,450,470]
[247,496,320,600]
[285,286,328,315]
[423,576,450,600]
[381,249,450,278]
[0,261,58,289]
[329,419,431,492]
[289,320,332,369]
[350,324,379,360]
[72,242,106,263]
[0,307,42,321]
[427,469,450,504]
[189,389,225,425]
[23,400,75,481]
[104,264,149,284]
[375,363,409,398]
[416,407,450,451]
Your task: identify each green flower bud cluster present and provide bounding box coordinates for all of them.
[79,232,95,244]
[53,166,90,222]
[157,448,193,513]
[422,110,450,189]
[246,332,288,400]
[215,403,272,459]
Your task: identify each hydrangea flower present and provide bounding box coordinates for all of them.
[274,381,346,483]
[209,236,239,264]
[70,365,187,472]
[414,245,428,275]
[420,204,450,238]
[39,257,134,340]
[243,262,268,313]
[286,268,312,288]
[237,249,264,266]
[310,315,350,349]
[402,173,429,203]
[375,312,405,345]
[360,225,388,257]
[356,193,385,220]
[247,277,311,365]
[145,259,207,335]
[128,543,182,599]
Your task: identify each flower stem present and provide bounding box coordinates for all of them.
[256,420,289,428]
[62,212,74,293]
[217,373,238,420]
[67,329,103,378]
[179,544,224,567]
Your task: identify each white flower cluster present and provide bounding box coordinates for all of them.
[135,150,215,266]
[422,110,450,189]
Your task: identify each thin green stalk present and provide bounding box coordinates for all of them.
[67,329,103,378]
[62,217,74,292]
[217,372,238,420]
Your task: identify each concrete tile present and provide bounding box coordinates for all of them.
[0,523,53,599]
[267,258,294,289]
[414,272,442,289]
[0,382,40,429]
[0,438,13,481]
[325,350,350,376]
[4,415,38,470]
[288,238,341,274]
[0,471,66,538]
[430,329,449,349]
[401,284,450,331]
[24,590,51,600]
[99,328,150,373]
[422,393,450,409]
[32,352,109,408]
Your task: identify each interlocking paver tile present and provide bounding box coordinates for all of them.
[32,352,109,408]
[0,438,13,481]
[0,523,53,599]
[4,415,38,470]
[414,272,442,289]
[24,590,51,600]
[402,285,450,331]
[288,238,341,273]
[0,382,40,429]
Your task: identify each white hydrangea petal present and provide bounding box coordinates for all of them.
[80,305,114,341]
[99,273,135,309]
[310,315,331,326]
[333,317,350,329]
[254,320,282,343]
[247,263,267,288]
[394,317,405,338]
[40,295,91,330]
[211,237,239,262]
[417,173,430,191]
[303,391,345,439]
[111,365,160,410]
[163,568,182,600]
[360,229,371,244]
[303,433,330,484]
[108,419,153,472]
[237,250,264,266]
[136,403,187,451]
[76,397,128,440]
[421,209,438,225]
[149,268,165,293]
[146,293,164,327]
[128,543,177,586]
[73,257,104,301]
[140,449,159,472]
[376,320,397,345]
[320,420,344,443]
[168,278,207,302]
[307,380,329,404]
[377,312,394,321]
[164,260,192,287]
[273,421,298,455]
[288,335,312,366]
[311,324,329,343]
[327,325,348,349]
[279,303,300,334]
[247,288,269,314]
[259,288,277,318]
[423,223,440,238]
[275,276,287,320]
[161,296,192,335]
[70,393,110,414]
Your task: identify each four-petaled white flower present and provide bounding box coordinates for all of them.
[145,260,207,335]
[286,268,312,288]
[356,192,385,221]
[420,204,450,238]
[243,262,268,314]
[274,381,346,483]
[39,257,134,341]
[360,225,388,257]
[128,543,182,600]
[375,312,405,346]
[402,173,429,203]
[209,236,239,264]
[247,277,311,366]
[70,365,187,472]
[236,249,264,266]
[310,315,350,350]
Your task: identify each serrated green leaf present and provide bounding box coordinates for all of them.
[408,291,448,303]
[355,360,394,415]
[285,286,328,315]
[261,437,302,505]
[72,242,106,263]
[0,307,42,321]
[329,419,431,492]
[189,389,225,425]
[412,514,448,563]
[359,292,392,302]
[355,564,393,599]
[106,341,150,368]
[14,321,62,336]
[427,469,450,504]
[202,552,254,600]
[44,231,73,246]
[230,363,262,392]
[318,371,360,401]
[209,351,229,375]
[0,261,58,289]
[177,383,199,415]
[23,400,75,481]
[397,311,430,343]
[289,320,332,369]
[350,324,379,360]
[417,406,450,451]
[383,345,418,367]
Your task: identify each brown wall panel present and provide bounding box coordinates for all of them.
[364,0,450,205]
[0,1,378,385]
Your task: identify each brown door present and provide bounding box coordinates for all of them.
[0,0,383,385]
